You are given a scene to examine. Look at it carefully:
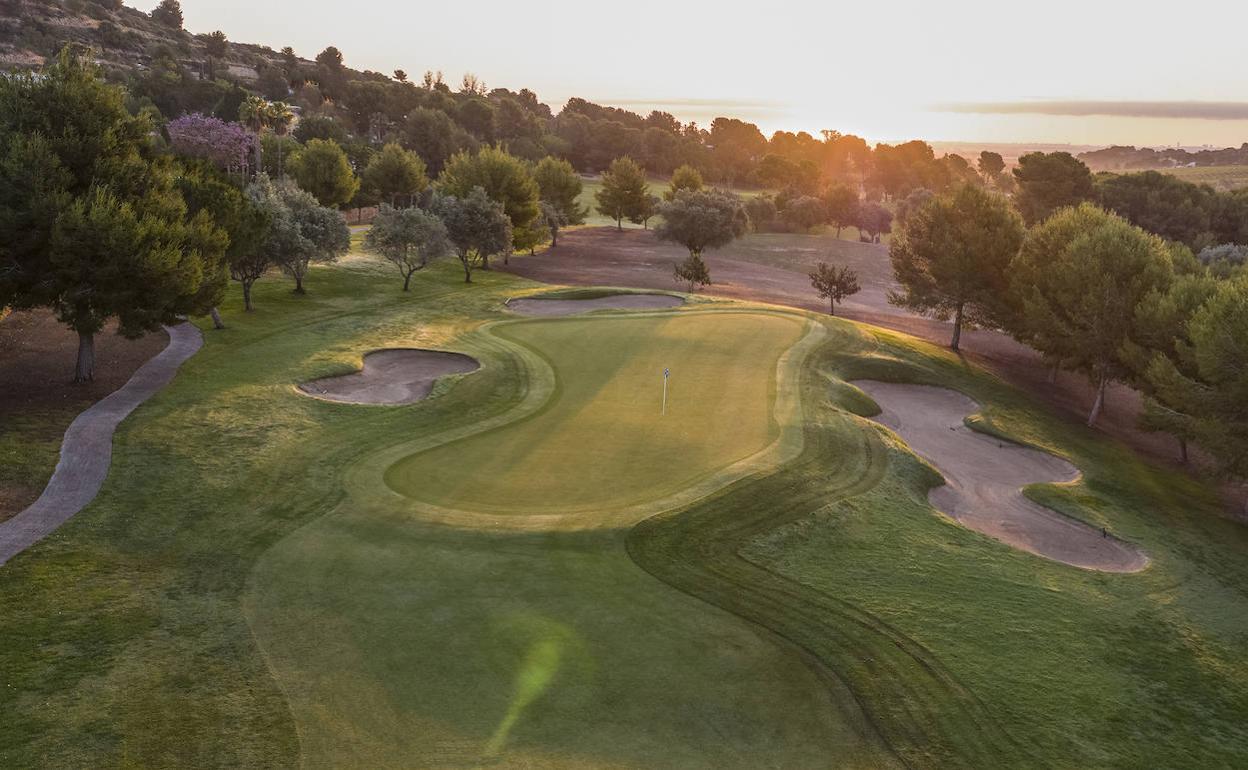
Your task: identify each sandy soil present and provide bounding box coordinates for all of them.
[299,349,479,405]
[855,380,1149,572]
[507,294,683,316]
[506,228,1190,469]
[0,309,169,520]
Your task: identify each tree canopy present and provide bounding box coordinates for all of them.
[889,184,1024,350]
[532,156,586,225]
[430,187,512,282]
[288,138,359,208]
[361,142,429,208]
[595,156,650,230]
[654,189,749,259]
[1012,151,1094,225]
[438,146,540,250]
[365,204,450,290]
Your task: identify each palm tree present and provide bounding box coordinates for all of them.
[266,101,295,178]
[238,95,269,174]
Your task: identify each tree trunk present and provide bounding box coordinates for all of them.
[209,307,225,329]
[1048,361,1059,384]
[616,217,622,230]
[481,253,490,270]
[402,270,412,291]
[829,298,836,316]
[950,303,964,351]
[242,280,254,311]
[461,256,472,283]
[74,330,95,383]
[1178,437,1189,464]
[293,268,305,294]
[1087,375,1108,426]
[551,229,558,247]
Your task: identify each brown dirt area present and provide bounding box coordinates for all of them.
[0,309,168,521]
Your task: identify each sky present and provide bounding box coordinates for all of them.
[129,0,1248,148]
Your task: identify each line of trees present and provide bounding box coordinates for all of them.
[887,180,1248,508]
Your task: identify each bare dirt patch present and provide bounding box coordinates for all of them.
[855,380,1148,572]
[0,309,168,521]
[299,349,479,405]
[507,294,683,316]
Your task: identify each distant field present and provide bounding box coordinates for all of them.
[1159,165,1248,191]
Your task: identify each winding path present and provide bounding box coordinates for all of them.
[854,380,1148,572]
[0,322,202,566]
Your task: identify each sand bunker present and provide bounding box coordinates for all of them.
[300,349,479,405]
[507,294,683,316]
[853,380,1148,572]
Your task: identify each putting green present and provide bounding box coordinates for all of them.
[383,311,807,514]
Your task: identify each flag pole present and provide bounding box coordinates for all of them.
[662,368,669,415]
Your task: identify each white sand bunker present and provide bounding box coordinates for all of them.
[507,294,683,316]
[299,349,479,405]
[853,380,1148,573]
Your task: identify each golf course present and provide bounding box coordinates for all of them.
[3,246,1248,768]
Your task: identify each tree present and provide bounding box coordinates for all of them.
[537,200,567,247]
[288,138,359,208]
[1125,269,1219,462]
[532,156,586,224]
[365,205,451,290]
[809,262,861,316]
[655,189,749,267]
[438,146,540,255]
[393,69,408,83]
[361,142,428,208]
[1011,204,1174,425]
[894,187,935,226]
[176,162,271,323]
[821,183,859,238]
[265,101,295,178]
[401,108,476,175]
[293,114,348,145]
[430,187,512,283]
[595,156,649,229]
[151,0,183,29]
[977,151,1005,186]
[1144,277,1248,510]
[889,184,1024,351]
[856,202,893,243]
[1094,171,1216,251]
[665,163,704,201]
[1012,151,1094,225]
[166,113,256,176]
[633,193,660,229]
[248,175,350,294]
[205,31,228,61]
[673,254,711,292]
[0,49,226,380]
[781,195,825,231]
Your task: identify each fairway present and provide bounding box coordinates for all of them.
[384,311,806,514]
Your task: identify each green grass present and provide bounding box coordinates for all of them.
[576,176,771,228]
[384,311,805,514]
[2,247,1248,767]
[1160,164,1248,191]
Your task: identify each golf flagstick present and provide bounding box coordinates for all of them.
[662,367,669,415]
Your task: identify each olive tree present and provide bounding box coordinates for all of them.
[431,187,512,283]
[365,205,451,290]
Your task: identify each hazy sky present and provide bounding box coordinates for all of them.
[130,0,1248,147]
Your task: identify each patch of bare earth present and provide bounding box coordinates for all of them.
[0,309,168,521]
[505,228,1193,471]
[299,349,479,405]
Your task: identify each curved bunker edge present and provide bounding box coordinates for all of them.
[299,349,480,405]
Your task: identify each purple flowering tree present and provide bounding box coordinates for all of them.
[167,113,258,176]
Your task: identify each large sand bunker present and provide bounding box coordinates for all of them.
[854,380,1148,572]
[300,349,479,405]
[507,293,683,316]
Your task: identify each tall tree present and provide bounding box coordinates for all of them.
[655,189,749,265]
[821,183,859,238]
[595,156,649,230]
[1012,151,1094,225]
[151,0,183,29]
[1144,277,1248,511]
[532,156,587,224]
[265,101,295,178]
[809,262,861,316]
[361,143,429,208]
[0,48,225,381]
[248,175,349,294]
[365,205,451,290]
[430,188,512,283]
[1012,204,1174,425]
[855,202,893,243]
[288,138,360,209]
[888,184,1024,350]
[977,151,1005,186]
[536,200,568,247]
[438,146,540,255]
[665,164,704,201]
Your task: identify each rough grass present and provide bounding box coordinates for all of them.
[1,248,1247,767]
